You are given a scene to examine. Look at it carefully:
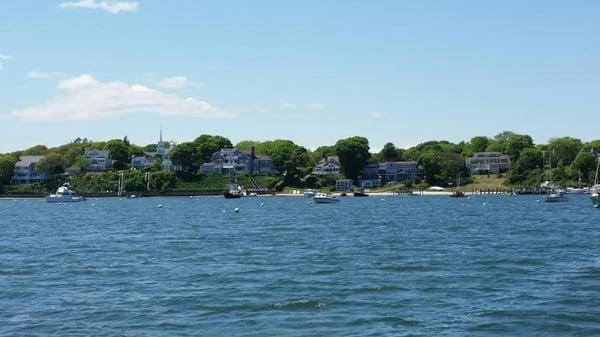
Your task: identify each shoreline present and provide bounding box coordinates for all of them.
[0,191,524,200]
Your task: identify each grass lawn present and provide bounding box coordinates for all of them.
[458,175,507,191]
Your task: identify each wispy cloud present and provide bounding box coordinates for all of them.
[12,74,233,121]
[0,53,13,70]
[59,0,139,14]
[28,70,62,80]
[157,76,189,89]
[281,102,295,109]
[306,102,324,111]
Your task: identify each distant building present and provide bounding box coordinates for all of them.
[466,152,510,174]
[312,156,341,176]
[84,150,114,172]
[335,179,354,192]
[11,156,47,184]
[200,147,274,175]
[131,129,181,172]
[361,161,421,184]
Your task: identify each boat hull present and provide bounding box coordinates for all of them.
[545,195,568,202]
[353,192,369,197]
[46,197,84,203]
[224,192,242,199]
[312,197,340,204]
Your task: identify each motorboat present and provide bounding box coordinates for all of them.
[312,193,340,204]
[224,182,244,199]
[303,189,317,198]
[46,183,85,203]
[545,189,568,203]
[353,188,369,197]
[565,187,587,194]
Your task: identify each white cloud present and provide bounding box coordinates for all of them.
[12,74,233,121]
[306,102,324,110]
[59,0,138,14]
[28,70,61,79]
[369,111,383,119]
[281,102,295,109]
[158,76,189,89]
[0,53,13,70]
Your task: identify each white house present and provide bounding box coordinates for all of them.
[200,147,274,175]
[11,156,48,184]
[466,152,510,174]
[335,179,353,191]
[312,156,341,176]
[84,150,114,171]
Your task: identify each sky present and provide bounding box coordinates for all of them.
[1,0,599,153]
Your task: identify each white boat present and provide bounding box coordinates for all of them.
[312,193,340,204]
[304,189,317,198]
[591,157,600,208]
[46,183,85,203]
[545,189,568,203]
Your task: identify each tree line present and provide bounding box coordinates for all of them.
[1,131,599,192]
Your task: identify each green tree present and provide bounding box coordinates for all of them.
[72,156,91,171]
[149,171,176,191]
[380,142,398,162]
[335,137,371,179]
[548,137,583,166]
[261,140,309,179]
[169,142,198,172]
[104,139,130,170]
[22,145,49,156]
[193,135,233,164]
[508,148,543,184]
[36,153,66,176]
[417,150,441,185]
[234,140,261,151]
[571,151,598,184]
[505,134,534,161]
[0,154,16,189]
[470,136,490,153]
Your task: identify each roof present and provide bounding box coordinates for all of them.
[84,149,110,157]
[15,155,44,167]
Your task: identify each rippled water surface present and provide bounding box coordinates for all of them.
[1,195,599,336]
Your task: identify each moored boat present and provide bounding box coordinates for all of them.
[46,183,84,203]
[591,157,600,208]
[353,188,369,197]
[312,193,340,204]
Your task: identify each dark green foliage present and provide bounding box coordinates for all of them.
[104,139,130,170]
[335,137,370,179]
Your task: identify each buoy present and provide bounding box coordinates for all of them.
[189,196,193,199]
[380,198,385,202]
[158,204,163,208]
[234,207,240,213]
[482,202,486,206]
[222,210,226,213]
[91,203,95,206]
[536,200,540,203]
[260,203,265,207]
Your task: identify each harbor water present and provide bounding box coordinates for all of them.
[1,195,599,336]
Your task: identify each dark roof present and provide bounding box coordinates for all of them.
[15,156,44,167]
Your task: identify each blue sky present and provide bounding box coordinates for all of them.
[1,1,599,153]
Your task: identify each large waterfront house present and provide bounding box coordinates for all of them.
[130,130,181,172]
[335,179,354,191]
[360,161,421,186]
[312,156,341,176]
[200,147,274,175]
[84,150,114,172]
[466,152,511,175]
[11,156,48,184]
